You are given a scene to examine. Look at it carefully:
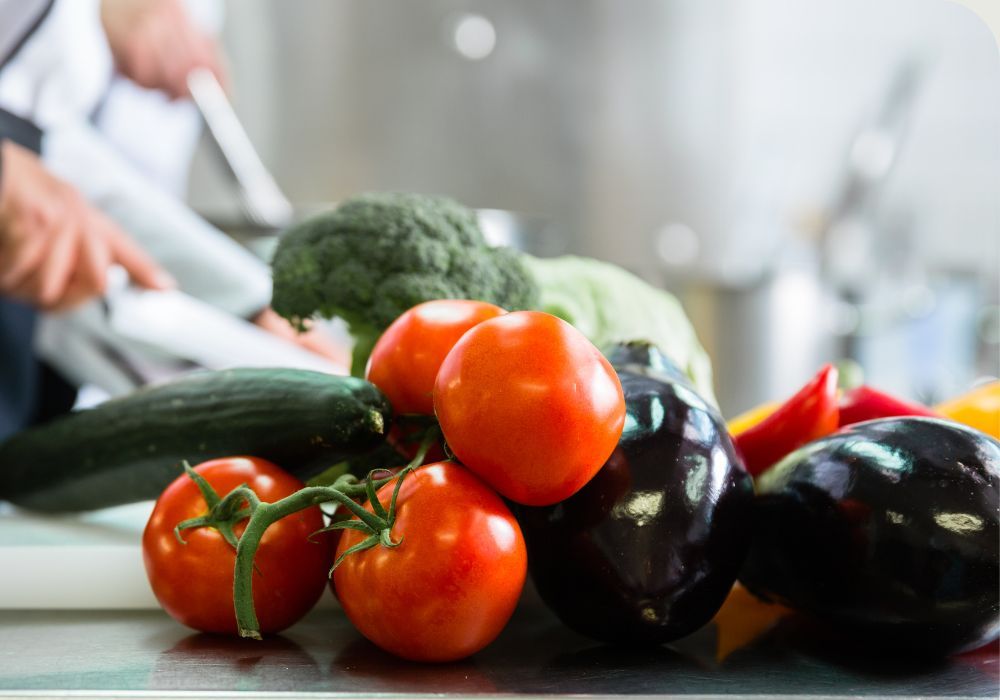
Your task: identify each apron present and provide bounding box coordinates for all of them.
[0,102,47,441]
[0,0,62,442]
[0,299,37,441]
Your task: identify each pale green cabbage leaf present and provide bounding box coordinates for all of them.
[524,255,716,406]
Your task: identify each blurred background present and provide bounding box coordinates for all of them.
[186,0,999,416]
[0,0,997,613]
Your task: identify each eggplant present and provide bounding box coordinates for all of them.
[604,340,695,390]
[740,417,1000,656]
[517,342,754,645]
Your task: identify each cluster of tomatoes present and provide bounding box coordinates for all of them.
[143,300,627,662]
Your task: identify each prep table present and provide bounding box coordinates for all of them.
[1,595,997,698]
[0,499,998,698]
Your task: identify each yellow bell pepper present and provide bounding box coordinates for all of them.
[936,382,1000,440]
[713,583,792,662]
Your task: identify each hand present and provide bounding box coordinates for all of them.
[101,0,229,100]
[0,141,175,311]
[253,308,352,374]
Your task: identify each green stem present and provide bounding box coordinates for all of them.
[233,480,409,638]
[349,332,379,378]
[217,486,261,516]
[183,461,221,509]
[405,426,438,470]
[231,425,441,639]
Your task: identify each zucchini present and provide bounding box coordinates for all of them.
[0,368,392,512]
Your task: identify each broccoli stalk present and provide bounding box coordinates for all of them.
[347,328,380,382]
[271,193,539,375]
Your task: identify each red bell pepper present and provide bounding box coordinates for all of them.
[838,385,940,427]
[733,364,840,477]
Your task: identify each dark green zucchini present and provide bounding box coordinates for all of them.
[0,368,392,512]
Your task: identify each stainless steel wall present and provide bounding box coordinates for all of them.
[189,0,1000,413]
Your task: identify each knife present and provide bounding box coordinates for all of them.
[99,267,335,375]
[187,68,294,230]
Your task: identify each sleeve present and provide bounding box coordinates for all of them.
[0,0,54,70]
[0,106,42,151]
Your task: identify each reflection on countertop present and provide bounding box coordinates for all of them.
[0,591,996,697]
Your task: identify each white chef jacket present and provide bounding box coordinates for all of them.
[0,0,272,320]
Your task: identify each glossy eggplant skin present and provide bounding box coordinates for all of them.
[741,418,1000,656]
[517,344,754,645]
[604,340,695,390]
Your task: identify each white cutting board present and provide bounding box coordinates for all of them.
[0,501,157,609]
[0,502,341,610]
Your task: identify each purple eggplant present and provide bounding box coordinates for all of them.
[740,417,1000,656]
[517,343,754,645]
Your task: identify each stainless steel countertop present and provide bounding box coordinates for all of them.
[0,599,997,698]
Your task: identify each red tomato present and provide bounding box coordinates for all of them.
[333,462,527,662]
[143,457,331,635]
[366,299,507,415]
[434,311,626,506]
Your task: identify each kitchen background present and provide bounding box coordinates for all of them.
[186,0,999,416]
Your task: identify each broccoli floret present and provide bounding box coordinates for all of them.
[271,193,539,374]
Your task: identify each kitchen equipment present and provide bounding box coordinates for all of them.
[475,208,568,257]
[209,204,569,261]
[661,55,934,415]
[187,68,294,230]
[819,56,927,297]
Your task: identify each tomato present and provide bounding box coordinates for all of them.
[333,462,527,662]
[433,311,626,506]
[366,299,507,416]
[143,457,331,635]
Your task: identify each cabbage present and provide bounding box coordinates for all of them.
[525,255,716,405]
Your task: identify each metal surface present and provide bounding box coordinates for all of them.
[208,204,569,258]
[188,68,294,229]
[0,600,996,698]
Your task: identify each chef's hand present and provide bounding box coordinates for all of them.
[101,0,229,100]
[0,141,176,311]
[253,308,352,375]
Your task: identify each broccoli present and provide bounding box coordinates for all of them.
[271,192,539,374]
